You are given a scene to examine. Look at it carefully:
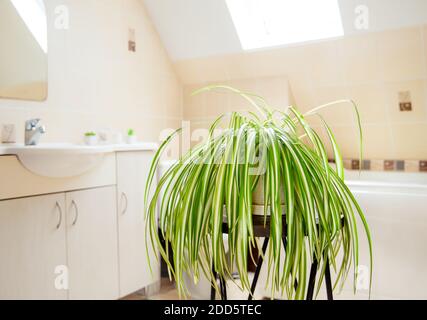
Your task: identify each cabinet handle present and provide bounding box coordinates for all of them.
[121,192,128,215]
[55,201,62,229]
[71,200,79,226]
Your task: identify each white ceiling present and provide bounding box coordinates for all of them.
[143,0,427,61]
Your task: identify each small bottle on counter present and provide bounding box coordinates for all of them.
[1,124,16,144]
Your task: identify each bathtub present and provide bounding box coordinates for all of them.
[158,162,427,300]
[247,170,427,300]
[337,170,427,300]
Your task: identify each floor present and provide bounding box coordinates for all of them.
[123,278,180,300]
[123,275,261,300]
[123,276,370,300]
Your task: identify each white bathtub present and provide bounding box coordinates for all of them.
[159,162,427,299]
[338,170,427,300]
[253,170,427,300]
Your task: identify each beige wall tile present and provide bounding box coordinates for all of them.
[362,124,395,159]
[193,45,314,85]
[164,118,183,134]
[255,76,290,111]
[313,85,349,105]
[303,42,345,87]
[312,85,354,126]
[288,74,317,113]
[391,123,427,159]
[143,117,171,142]
[220,54,262,80]
[183,76,292,120]
[187,119,218,147]
[175,58,228,85]
[309,125,333,155]
[326,125,361,159]
[183,85,207,119]
[424,25,427,78]
[248,45,312,79]
[164,74,184,118]
[347,84,387,124]
[329,124,393,159]
[204,89,230,118]
[337,33,381,85]
[377,27,425,82]
[226,79,262,112]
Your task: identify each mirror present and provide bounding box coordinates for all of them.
[0,0,48,101]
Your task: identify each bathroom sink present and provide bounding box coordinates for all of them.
[0,143,108,178]
[0,143,158,178]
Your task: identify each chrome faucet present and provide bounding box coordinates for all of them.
[25,119,46,146]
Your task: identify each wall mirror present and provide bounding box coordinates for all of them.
[0,0,48,101]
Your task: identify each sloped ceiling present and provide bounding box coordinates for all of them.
[143,0,427,61]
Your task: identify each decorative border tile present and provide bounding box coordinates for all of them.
[362,160,371,170]
[395,160,405,171]
[405,160,420,172]
[384,160,395,171]
[336,159,427,173]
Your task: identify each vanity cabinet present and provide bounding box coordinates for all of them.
[116,151,159,297]
[0,194,67,300]
[0,188,119,300]
[0,147,159,300]
[66,187,119,300]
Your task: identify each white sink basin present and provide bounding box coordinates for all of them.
[0,143,158,178]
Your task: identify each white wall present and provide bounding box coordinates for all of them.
[0,0,182,144]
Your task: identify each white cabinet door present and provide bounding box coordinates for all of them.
[66,186,119,300]
[116,151,160,297]
[0,194,67,300]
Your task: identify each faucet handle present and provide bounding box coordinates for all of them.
[25,118,41,130]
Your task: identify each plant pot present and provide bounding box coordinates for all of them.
[84,135,98,146]
[221,175,286,217]
[126,135,137,144]
[252,204,286,216]
[252,175,285,209]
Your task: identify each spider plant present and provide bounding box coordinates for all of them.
[145,85,372,300]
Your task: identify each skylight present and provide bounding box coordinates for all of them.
[225,0,344,50]
[10,0,48,53]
